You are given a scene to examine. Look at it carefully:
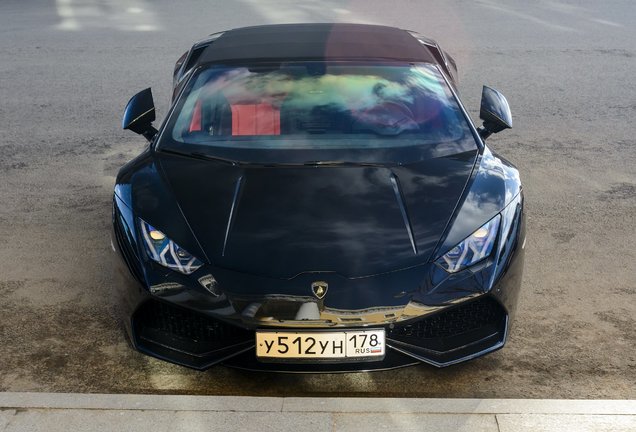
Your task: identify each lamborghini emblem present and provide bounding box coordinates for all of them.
[311,281,328,299]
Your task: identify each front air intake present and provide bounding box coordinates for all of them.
[387,296,507,365]
[132,300,253,369]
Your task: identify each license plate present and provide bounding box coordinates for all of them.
[256,329,385,360]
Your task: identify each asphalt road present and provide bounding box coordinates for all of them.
[0,0,634,398]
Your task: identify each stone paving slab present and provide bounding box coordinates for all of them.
[2,393,636,432]
[0,411,16,431]
[0,393,281,412]
[333,413,498,432]
[496,414,636,432]
[0,410,331,432]
[283,397,636,414]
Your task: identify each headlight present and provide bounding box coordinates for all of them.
[139,219,203,275]
[436,215,500,273]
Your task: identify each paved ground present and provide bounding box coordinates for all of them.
[1,393,636,431]
[0,0,634,397]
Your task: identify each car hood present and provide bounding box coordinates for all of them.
[157,149,478,278]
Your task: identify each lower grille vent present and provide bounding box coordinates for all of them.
[389,296,505,342]
[133,300,253,356]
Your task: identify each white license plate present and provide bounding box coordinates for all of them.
[256,329,385,360]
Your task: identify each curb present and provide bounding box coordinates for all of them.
[1,393,635,415]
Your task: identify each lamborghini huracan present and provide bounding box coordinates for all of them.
[113,23,525,371]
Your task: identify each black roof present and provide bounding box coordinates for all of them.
[198,23,435,64]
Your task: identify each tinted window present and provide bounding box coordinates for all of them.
[163,62,473,150]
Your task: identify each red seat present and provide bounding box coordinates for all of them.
[230,103,280,136]
[188,100,281,136]
[188,100,203,132]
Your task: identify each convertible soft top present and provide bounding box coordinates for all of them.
[198,23,436,64]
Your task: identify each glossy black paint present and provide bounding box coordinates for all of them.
[122,88,157,140]
[173,27,458,102]
[112,143,525,370]
[479,85,513,139]
[435,147,521,258]
[156,150,477,279]
[112,24,525,371]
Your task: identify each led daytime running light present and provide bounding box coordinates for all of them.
[139,219,203,275]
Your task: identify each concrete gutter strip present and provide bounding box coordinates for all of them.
[0,393,635,415]
[0,393,282,413]
[283,397,636,415]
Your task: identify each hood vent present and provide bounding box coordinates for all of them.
[390,173,417,255]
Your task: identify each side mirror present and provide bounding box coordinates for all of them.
[122,88,158,141]
[478,86,512,140]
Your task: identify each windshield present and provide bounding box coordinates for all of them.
[161,62,474,154]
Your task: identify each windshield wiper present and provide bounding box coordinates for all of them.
[301,160,391,167]
[160,149,394,168]
[160,148,241,165]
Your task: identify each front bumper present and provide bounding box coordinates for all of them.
[130,293,509,371]
[112,191,525,372]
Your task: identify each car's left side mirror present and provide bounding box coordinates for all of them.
[122,88,158,142]
[478,85,512,140]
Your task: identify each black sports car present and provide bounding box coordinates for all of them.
[113,23,525,372]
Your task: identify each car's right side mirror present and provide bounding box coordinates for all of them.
[122,88,158,142]
[478,85,512,140]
